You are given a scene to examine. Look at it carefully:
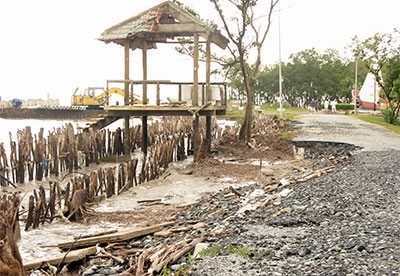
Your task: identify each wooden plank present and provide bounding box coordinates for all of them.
[106,80,224,86]
[57,222,174,250]
[208,32,229,50]
[169,12,226,46]
[107,79,172,85]
[157,23,206,33]
[24,246,97,270]
[103,105,227,117]
[104,105,226,112]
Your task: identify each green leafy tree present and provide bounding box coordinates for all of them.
[342,58,368,99]
[318,49,348,98]
[281,49,323,104]
[265,48,365,106]
[255,64,280,104]
[225,59,246,101]
[254,47,369,107]
[351,29,400,123]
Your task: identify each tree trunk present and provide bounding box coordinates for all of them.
[239,78,254,141]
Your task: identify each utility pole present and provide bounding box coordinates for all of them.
[278,2,284,120]
[354,58,358,91]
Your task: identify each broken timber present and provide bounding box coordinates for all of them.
[57,221,175,250]
[23,246,97,270]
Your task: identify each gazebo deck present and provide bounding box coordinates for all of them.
[96,1,230,155]
[104,104,227,117]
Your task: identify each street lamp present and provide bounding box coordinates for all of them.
[278,2,284,120]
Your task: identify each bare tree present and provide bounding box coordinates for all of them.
[210,0,280,141]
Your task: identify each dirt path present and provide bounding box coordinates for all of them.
[292,113,400,151]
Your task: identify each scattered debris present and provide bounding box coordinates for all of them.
[0,114,362,275]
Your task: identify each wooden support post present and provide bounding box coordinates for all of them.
[156,82,160,106]
[206,35,211,102]
[124,42,130,106]
[206,115,212,153]
[193,33,199,106]
[130,83,134,105]
[142,116,148,156]
[192,33,200,156]
[193,115,200,159]
[142,40,148,105]
[178,84,182,102]
[124,41,130,155]
[124,118,130,154]
[201,84,205,105]
[224,83,227,105]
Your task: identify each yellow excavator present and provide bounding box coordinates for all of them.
[71,87,142,106]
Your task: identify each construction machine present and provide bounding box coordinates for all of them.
[71,87,142,107]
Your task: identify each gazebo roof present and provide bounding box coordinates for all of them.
[98,1,229,50]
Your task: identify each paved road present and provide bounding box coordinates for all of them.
[292,114,400,152]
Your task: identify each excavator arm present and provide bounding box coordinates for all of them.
[95,87,125,105]
[72,87,142,106]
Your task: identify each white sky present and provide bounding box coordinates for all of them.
[0,0,398,105]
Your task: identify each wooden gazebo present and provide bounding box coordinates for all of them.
[97,0,229,156]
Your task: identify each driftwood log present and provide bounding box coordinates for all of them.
[0,193,24,276]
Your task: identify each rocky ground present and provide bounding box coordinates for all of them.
[190,150,400,275]
[190,114,400,276]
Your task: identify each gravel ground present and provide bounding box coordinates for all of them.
[291,114,400,151]
[190,114,400,276]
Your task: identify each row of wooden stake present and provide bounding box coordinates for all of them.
[0,116,211,186]
[19,115,225,230]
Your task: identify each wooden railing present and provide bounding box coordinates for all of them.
[106,79,227,106]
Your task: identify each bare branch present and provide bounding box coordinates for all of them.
[210,0,239,48]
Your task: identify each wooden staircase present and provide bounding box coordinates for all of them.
[86,114,122,130]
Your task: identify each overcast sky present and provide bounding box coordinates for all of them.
[0,0,398,105]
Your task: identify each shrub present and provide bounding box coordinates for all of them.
[336,103,355,110]
[383,105,399,125]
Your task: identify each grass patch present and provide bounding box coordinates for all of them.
[224,104,306,122]
[227,245,257,259]
[278,130,297,140]
[198,244,221,257]
[351,113,400,134]
[260,104,306,120]
[158,253,194,276]
[224,107,244,123]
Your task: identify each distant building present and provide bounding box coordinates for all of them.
[0,97,60,108]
